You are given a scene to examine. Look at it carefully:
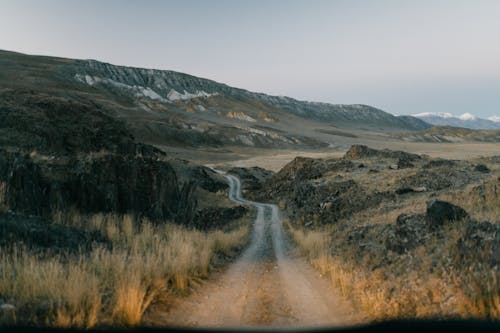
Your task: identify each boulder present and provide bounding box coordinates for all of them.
[2,152,182,220]
[426,199,469,230]
[474,164,490,173]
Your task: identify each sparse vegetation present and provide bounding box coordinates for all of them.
[438,175,500,222]
[288,222,500,320]
[0,213,249,327]
[275,147,500,321]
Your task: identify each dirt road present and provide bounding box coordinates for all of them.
[147,173,360,328]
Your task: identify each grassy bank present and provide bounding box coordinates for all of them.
[287,175,500,320]
[289,224,500,320]
[0,213,249,327]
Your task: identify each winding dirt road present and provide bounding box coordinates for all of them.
[147,173,360,329]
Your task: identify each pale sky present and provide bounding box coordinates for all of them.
[1,0,499,118]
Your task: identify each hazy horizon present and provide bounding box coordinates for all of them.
[1,0,499,118]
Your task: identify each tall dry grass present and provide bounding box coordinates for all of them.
[438,176,500,222]
[287,222,500,320]
[0,213,248,327]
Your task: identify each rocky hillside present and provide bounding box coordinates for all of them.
[70,57,431,131]
[0,50,254,229]
[250,145,500,318]
[253,145,497,229]
[0,50,430,155]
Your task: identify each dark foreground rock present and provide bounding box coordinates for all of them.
[426,199,470,230]
[344,144,421,161]
[0,212,109,253]
[2,151,181,220]
[192,206,248,230]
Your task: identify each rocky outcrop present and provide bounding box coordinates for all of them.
[1,151,181,220]
[474,163,490,173]
[344,145,421,161]
[426,200,470,230]
[268,157,327,184]
[192,206,248,230]
[0,212,108,253]
[0,90,142,156]
[227,167,273,192]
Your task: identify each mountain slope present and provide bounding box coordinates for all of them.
[0,49,430,153]
[69,57,430,131]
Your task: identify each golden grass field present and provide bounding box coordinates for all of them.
[0,213,249,327]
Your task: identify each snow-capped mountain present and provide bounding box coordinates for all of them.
[412,112,500,130]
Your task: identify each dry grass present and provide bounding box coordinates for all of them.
[349,197,427,227]
[0,213,249,327]
[438,175,500,222]
[287,222,500,321]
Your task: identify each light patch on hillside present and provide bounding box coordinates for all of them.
[75,74,168,102]
[75,74,218,103]
[226,111,256,122]
[167,89,218,101]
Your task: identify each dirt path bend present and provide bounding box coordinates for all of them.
[146,173,361,329]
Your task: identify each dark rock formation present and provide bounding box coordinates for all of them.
[2,151,181,220]
[193,206,248,230]
[270,157,326,183]
[426,200,469,230]
[0,90,140,156]
[474,164,490,173]
[344,145,421,161]
[0,212,108,253]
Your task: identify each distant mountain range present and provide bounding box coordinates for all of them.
[412,112,500,130]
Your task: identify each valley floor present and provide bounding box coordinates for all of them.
[161,140,500,172]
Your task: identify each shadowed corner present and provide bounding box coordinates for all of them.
[2,320,500,333]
